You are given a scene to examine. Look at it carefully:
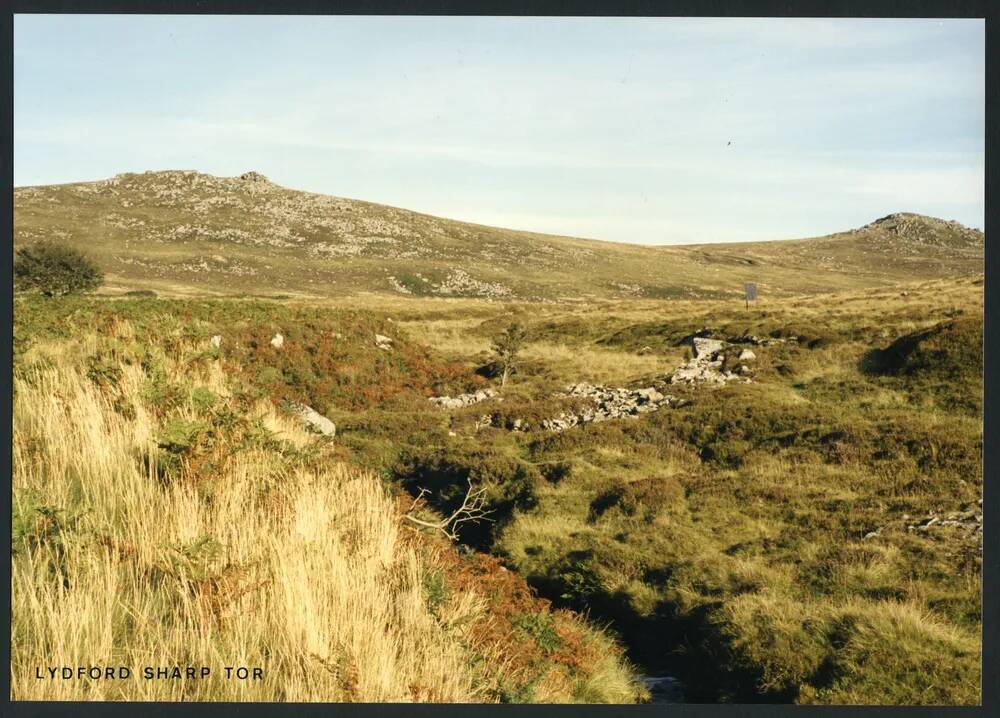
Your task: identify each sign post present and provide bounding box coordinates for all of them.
[744,282,757,310]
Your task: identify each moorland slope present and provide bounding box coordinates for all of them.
[13,170,984,300]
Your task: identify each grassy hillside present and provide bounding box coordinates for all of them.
[11,296,645,703]
[14,171,983,300]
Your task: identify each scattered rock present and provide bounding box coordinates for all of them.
[270,333,284,349]
[375,333,394,350]
[289,403,336,438]
[429,388,498,409]
[899,501,982,550]
[728,333,784,347]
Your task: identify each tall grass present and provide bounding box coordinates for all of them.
[11,333,642,702]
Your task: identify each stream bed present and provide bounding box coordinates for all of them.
[641,675,685,704]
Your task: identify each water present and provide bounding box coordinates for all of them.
[641,675,685,704]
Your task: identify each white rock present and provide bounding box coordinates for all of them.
[692,337,725,359]
[738,349,756,361]
[270,333,284,349]
[290,403,336,437]
[210,335,222,348]
[635,387,665,403]
[375,333,394,350]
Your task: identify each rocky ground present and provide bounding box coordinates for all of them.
[539,383,680,432]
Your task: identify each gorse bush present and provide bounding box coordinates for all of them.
[14,242,104,297]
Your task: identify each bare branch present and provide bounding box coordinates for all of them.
[406,487,430,514]
[402,478,494,541]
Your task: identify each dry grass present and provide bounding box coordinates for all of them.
[396,317,495,358]
[519,342,677,385]
[11,345,487,701]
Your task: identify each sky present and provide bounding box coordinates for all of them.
[14,15,985,245]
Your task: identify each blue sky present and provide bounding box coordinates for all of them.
[14,16,984,245]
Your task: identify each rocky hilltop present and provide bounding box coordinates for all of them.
[861,212,983,248]
[14,170,984,300]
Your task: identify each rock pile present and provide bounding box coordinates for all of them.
[239,171,270,183]
[433,268,513,299]
[863,499,983,551]
[669,336,753,385]
[540,383,678,431]
[429,388,498,409]
[904,500,982,545]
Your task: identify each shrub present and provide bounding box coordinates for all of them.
[492,321,528,387]
[14,242,103,297]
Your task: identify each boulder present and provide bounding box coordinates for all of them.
[738,349,756,361]
[290,403,336,438]
[375,333,394,350]
[270,333,284,349]
[692,337,725,359]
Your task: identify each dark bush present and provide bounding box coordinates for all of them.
[14,242,103,297]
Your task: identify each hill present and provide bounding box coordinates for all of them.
[13,171,984,300]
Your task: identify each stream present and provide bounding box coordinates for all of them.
[640,674,685,704]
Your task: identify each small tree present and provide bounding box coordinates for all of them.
[14,242,103,297]
[492,321,527,387]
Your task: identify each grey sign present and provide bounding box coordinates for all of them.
[745,282,758,301]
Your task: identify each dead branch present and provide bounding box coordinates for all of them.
[403,478,493,541]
